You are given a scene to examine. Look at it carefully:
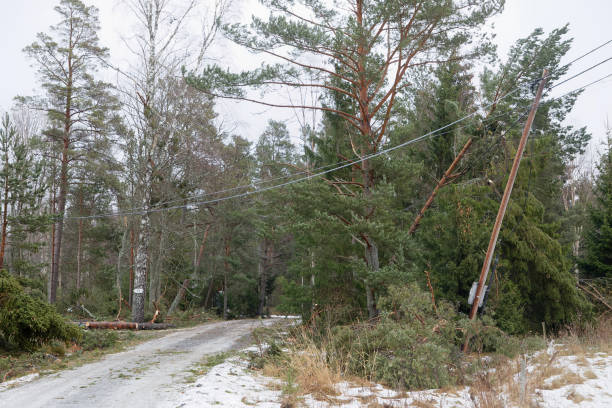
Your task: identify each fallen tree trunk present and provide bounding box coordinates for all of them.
[78,321,174,330]
[409,138,473,235]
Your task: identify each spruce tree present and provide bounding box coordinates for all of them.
[409,26,591,332]
[580,135,612,278]
[0,114,50,273]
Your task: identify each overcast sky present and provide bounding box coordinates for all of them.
[1,0,611,164]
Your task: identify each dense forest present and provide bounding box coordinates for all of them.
[1,0,611,358]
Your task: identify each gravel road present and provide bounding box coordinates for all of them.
[0,319,274,408]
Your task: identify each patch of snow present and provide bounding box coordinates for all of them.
[178,341,612,407]
[301,383,474,408]
[175,357,282,408]
[0,373,39,391]
[534,353,612,408]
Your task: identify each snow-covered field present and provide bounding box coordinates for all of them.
[177,341,612,407]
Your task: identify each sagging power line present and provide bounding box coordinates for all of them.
[81,40,612,215]
[62,42,612,220]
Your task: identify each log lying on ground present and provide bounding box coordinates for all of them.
[77,321,174,330]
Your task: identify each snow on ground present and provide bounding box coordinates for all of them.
[0,373,39,392]
[301,382,475,407]
[177,341,612,407]
[534,351,612,408]
[176,356,282,407]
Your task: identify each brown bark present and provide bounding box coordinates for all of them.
[204,279,215,309]
[76,219,83,291]
[409,138,473,235]
[48,183,56,303]
[0,158,9,269]
[50,18,74,303]
[257,241,270,317]
[223,240,230,320]
[82,321,173,330]
[51,135,69,303]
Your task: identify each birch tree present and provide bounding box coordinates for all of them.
[121,0,229,322]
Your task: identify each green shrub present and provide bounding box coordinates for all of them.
[319,285,548,390]
[0,270,82,350]
[78,330,122,351]
[327,284,465,390]
[463,315,521,357]
[41,340,66,357]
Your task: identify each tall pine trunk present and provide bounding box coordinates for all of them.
[48,181,56,303]
[50,137,69,303]
[76,219,83,291]
[223,240,230,320]
[257,241,266,316]
[50,43,73,303]
[0,157,9,269]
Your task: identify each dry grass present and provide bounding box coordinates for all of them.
[265,344,341,400]
[558,315,612,355]
[464,316,612,407]
[541,371,585,390]
[255,325,345,402]
[566,388,590,404]
[254,316,612,406]
[410,399,438,408]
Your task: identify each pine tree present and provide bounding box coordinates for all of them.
[186,0,504,318]
[22,0,119,303]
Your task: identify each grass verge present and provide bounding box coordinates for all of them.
[0,329,162,384]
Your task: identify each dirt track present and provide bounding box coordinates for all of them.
[0,319,273,408]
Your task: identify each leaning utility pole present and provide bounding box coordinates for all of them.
[464,70,548,348]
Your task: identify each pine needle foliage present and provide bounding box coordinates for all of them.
[0,270,81,350]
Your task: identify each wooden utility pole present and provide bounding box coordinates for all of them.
[409,138,473,235]
[464,70,548,349]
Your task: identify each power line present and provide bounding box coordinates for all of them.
[551,56,612,90]
[136,99,535,212]
[69,43,612,220]
[93,40,612,214]
[62,89,564,220]
[68,91,532,219]
[96,73,532,215]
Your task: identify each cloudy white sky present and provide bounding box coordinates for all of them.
[1,0,611,162]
